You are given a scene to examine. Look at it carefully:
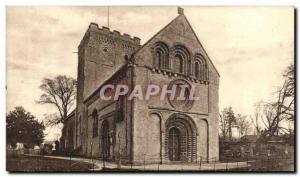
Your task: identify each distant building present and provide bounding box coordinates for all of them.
[231,124,241,139]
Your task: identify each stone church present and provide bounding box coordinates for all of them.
[60,8,220,164]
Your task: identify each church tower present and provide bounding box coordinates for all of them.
[76,23,140,152]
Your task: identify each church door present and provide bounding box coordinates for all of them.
[101,120,109,160]
[168,127,181,161]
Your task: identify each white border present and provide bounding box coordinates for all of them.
[1,0,298,177]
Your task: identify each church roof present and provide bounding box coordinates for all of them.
[83,62,131,104]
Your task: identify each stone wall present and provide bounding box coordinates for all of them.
[61,111,76,152]
[131,66,217,163]
[83,64,134,162]
[131,14,220,163]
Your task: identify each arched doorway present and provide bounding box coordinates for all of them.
[101,120,109,160]
[165,114,198,162]
[168,127,181,161]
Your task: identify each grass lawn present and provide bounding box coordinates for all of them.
[7,155,93,172]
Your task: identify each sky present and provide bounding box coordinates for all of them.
[6,7,294,141]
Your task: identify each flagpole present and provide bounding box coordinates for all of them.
[108,6,110,28]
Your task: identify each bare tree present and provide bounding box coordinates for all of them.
[251,102,263,135]
[235,114,251,136]
[261,103,276,133]
[282,63,294,121]
[219,113,228,139]
[219,107,235,140]
[259,70,293,139]
[261,100,291,136]
[37,75,77,126]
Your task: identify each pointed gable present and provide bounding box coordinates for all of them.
[134,13,220,79]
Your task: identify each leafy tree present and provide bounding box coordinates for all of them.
[6,107,45,147]
[37,75,76,126]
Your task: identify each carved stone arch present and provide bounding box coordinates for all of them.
[171,44,191,75]
[165,113,198,134]
[151,41,170,70]
[194,54,208,80]
[194,59,201,78]
[165,113,197,162]
[149,111,163,120]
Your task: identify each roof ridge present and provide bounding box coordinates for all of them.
[83,62,131,104]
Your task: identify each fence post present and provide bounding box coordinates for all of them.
[246,158,248,171]
[90,143,93,170]
[92,151,95,171]
[102,151,105,170]
[236,160,238,169]
[226,159,228,171]
[69,151,72,171]
[143,154,146,171]
[35,155,37,171]
[117,133,121,170]
[199,156,202,171]
[117,155,121,169]
[213,158,216,171]
[254,157,257,171]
